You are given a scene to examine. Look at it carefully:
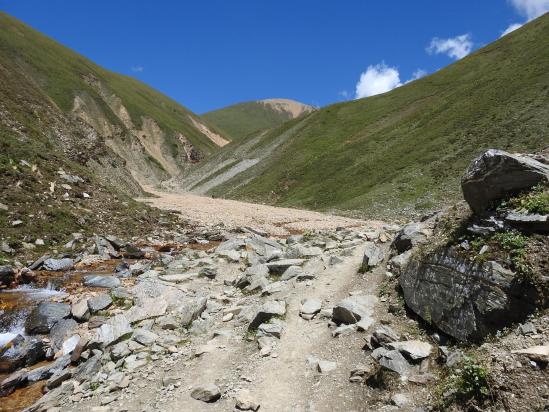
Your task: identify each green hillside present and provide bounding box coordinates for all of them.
[0,12,224,156]
[207,14,549,219]
[203,99,314,141]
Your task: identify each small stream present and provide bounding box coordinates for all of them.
[0,284,68,347]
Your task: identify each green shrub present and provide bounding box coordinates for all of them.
[455,356,491,401]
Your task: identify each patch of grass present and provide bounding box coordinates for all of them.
[434,356,493,410]
[493,231,532,277]
[505,184,549,214]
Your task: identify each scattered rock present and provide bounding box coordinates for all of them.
[391,393,410,408]
[235,390,260,411]
[87,293,113,313]
[25,303,71,335]
[49,319,78,353]
[512,345,549,363]
[266,259,305,275]
[300,298,322,320]
[371,347,411,375]
[391,222,428,253]
[332,295,377,324]
[248,300,286,330]
[71,299,90,322]
[191,383,221,402]
[83,275,121,289]
[387,340,433,360]
[362,242,385,270]
[95,314,133,346]
[43,258,74,271]
[317,360,337,373]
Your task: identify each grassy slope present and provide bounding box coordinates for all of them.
[0,12,220,155]
[211,15,549,219]
[203,100,310,141]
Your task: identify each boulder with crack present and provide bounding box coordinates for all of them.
[400,247,541,341]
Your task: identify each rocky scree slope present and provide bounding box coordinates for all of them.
[197,14,549,220]
[202,98,315,142]
[0,12,232,259]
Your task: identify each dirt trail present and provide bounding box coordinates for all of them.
[138,187,381,236]
[95,242,386,412]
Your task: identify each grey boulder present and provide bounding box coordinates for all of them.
[362,242,385,270]
[87,293,113,313]
[391,222,428,254]
[461,149,549,214]
[248,300,286,330]
[25,302,71,335]
[42,258,74,271]
[332,295,377,325]
[400,247,540,341]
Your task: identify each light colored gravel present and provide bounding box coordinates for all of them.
[138,187,382,236]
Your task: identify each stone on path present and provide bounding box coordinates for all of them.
[362,242,385,270]
[191,383,221,402]
[248,300,286,330]
[317,360,337,373]
[332,295,377,325]
[300,298,322,320]
[387,340,433,360]
[235,390,260,411]
[512,345,549,363]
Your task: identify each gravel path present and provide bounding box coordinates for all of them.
[138,187,382,236]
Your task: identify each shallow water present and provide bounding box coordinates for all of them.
[0,284,67,347]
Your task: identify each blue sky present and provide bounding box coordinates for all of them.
[2,0,547,113]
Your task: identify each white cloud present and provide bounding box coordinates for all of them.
[338,90,349,99]
[427,34,473,60]
[131,65,144,73]
[355,64,402,99]
[509,0,549,19]
[500,22,523,37]
[501,0,549,38]
[409,69,427,81]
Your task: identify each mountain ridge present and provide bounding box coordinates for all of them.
[203,98,315,141]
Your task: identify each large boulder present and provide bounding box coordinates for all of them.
[400,247,541,341]
[462,149,549,214]
[25,302,71,335]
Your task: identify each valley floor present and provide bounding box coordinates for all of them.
[138,187,378,236]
